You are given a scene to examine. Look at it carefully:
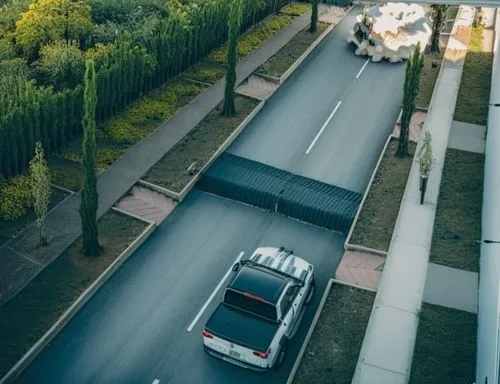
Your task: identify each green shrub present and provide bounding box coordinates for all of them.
[0,175,33,220]
[96,148,124,172]
[280,3,311,16]
[183,65,226,84]
[208,14,293,64]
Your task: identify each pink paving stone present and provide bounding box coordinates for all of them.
[335,251,385,290]
[393,111,427,142]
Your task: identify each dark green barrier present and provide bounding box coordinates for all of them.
[197,153,362,234]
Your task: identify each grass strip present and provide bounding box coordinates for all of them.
[143,95,260,192]
[430,149,484,272]
[454,24,493,125]
[60,79,206,174]
[293,284,375,384]
[207,14,295,65]
[410,303,477,384]
[350,138,416,252]
[258,22,329,78]
[181,62,226,85]
[280,2,311,16]
[0,210,148,378]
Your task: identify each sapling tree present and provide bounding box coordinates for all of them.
[429,5,448,53]
[29,142,51,246]
[310,0,320,33]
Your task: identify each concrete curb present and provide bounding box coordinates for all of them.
[286,278,334,384]
[50,183,76,195]
[179,76,214,88]
[139,99,266,202]
[286,278,377,384]
[344,134,393,254]
[255,6,354,85]
[0,212,155,384]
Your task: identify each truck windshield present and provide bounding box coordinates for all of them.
[223,289,277,322]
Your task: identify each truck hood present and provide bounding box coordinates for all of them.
[249,247,312,282]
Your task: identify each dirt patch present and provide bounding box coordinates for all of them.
[0,187,70,247]
[350,138,416,252]
[410,303,477,384]
[430,149,484,272]
[0,210,148,378]
[454,25,494,126]
[293,283,375,384]
[258,22,329,78]
[143,95,260,192]
[47,155,82,192]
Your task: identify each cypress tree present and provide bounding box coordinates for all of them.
[224,0,243,117]
[80,59,101,258]
[429,5,447,53]
[397,43,424,158]
[310,0,320,33]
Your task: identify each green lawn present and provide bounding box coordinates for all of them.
[0,210,148,378]
[143,95,260,192]
[430,149,484,272]
[293,284,375,384]
[454,25,493,125]
[350,138,416,252]
[410,303,477,384]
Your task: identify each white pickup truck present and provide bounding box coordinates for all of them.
[202,246,315,370]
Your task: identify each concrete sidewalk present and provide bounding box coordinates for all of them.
[0,8,327,304]
[352,6,475,384]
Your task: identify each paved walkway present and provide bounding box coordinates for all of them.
[423,262,478,313]
[0,8,321,304]
[448,120,486,153]
[352,6,475,384]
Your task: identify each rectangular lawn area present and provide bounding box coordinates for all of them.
[292,283,375,384]
[142,95,260,192]
[410,303,477,384]
[350,138,416,252]
[0,210,148,378]
[430,148,484,272]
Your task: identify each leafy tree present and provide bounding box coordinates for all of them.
[0,38,16,60]
[310,0,320,33]
[80,59,101,257]
[35,40,85,89]
[397,43,424,158]
[29,142,51,246]
[15,0,92,59]
[429,5,447,53]
[224,0,243,117]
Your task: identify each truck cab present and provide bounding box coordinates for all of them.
[202,246,315,370]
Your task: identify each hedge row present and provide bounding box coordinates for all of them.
[0,0,291,178]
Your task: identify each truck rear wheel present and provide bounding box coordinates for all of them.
[305,278,315,305]
[275,339,288,368]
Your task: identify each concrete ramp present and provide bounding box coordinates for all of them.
[197,153,362,234]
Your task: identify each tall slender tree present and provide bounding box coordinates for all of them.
[80,59,101,257]
[429,5,447,53]
[224,0,243,117]
[397,43,424,158]
[29,142,51,246]
[310,0,320,33]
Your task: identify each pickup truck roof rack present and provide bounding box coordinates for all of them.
[240,258,303,285]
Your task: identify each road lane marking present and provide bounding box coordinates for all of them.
[305,101,342,155]
[187,251,245,332]
[152,380,160,384]
[356,58,370,79]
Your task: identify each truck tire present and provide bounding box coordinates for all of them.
[305,278,315,305]
[275,339,288,368]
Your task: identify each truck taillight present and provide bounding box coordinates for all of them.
[202,329,213,339]
[253,349,271,359]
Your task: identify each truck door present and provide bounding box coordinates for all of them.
[281,285,299,337]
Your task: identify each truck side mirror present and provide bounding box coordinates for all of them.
[232,262,240,272]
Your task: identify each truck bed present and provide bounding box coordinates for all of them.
[205,303,279,352]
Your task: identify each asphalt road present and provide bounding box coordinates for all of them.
[17,7,407,384]
[229,7,406,193]
[17,191,344,384]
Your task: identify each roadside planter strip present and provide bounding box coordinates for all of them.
[0,210,155,384]
[255,22,335,85]
[344,133,393,257]
[140,98,265,202]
